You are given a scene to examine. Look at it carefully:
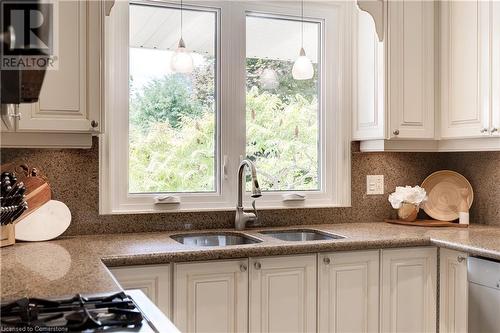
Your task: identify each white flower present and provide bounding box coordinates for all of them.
[388,186,427,209]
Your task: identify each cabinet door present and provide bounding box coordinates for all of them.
[17,0,101,133]
[110,264,172,317]
[492,0,500,137]
[381,247,437,333]
[173,259,248,333]
[352,6,384,140]
[387,0,434,139]
[440,0,491,138]
[439,249,468,333]
[318,250,379,333]
[249,254,316,333]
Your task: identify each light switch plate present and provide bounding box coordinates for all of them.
[366,175,384,195]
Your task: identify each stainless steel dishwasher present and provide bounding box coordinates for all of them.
[468,256,500,333]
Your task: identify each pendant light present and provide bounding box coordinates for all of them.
[171,0,194,73]
[260,68,279,90]
[292,0,314,80]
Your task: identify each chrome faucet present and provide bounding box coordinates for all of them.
[235,159,262,230]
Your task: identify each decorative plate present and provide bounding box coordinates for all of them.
[421,170,473,221]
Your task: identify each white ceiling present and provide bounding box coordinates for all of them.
[130,4,319,63]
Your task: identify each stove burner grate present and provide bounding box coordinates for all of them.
[0,292,144,331]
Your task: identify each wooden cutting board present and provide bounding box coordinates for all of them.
[385,219,468,228]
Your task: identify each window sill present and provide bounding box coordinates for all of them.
[100,202,350,215]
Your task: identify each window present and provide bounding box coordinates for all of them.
[246,14,321,192]
[128,4,218,194]
[101,1,351,213]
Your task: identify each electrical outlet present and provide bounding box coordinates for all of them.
[366,175,384,195]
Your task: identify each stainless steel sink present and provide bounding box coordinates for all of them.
[259,229,344,241]
[171,233,261,246]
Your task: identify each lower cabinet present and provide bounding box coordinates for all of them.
[172,259,249,333]
[380,247,437,333]
[249,255,317,333]
[109,264,172,317]
[318,250,380,333]
[439,248,468,333]
[109,247,443,333]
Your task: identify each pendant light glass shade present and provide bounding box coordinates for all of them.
[292,47,314,80]
[171,37,194,73]
[260,68,279,90]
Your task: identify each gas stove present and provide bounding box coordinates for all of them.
[0,290,170,332]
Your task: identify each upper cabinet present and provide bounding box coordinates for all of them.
[1,0,103,148]
[493,1,500,137]
[353,0,435,141]
[387,0,435,139]
[440,0,499,139]
[354,0,500,152]
[352,8,384,140]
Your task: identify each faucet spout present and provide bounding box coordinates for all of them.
[235,159,262,230]
[237,160,261,208]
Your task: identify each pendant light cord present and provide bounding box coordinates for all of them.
[180,0,183,39]
[301,0,304,48]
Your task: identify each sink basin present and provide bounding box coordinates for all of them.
[259,229,344,242]
[171,233,261,246]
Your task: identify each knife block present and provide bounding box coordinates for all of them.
[0,224,15,247]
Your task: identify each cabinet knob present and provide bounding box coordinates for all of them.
[393,129,400,136]
[323,257,331,265]
[91,120,99,128]
[240,264,247,272]
[254,262,261,270]
[491,128,498,134]
[480,128,489,134]
[457,256,466,263]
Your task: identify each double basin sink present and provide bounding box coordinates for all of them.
[171,229,344,247]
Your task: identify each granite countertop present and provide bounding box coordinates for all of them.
[2,222,500,302]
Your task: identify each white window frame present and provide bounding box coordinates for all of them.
[100,0,352,214]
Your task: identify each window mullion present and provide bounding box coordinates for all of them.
[220,2,247,207]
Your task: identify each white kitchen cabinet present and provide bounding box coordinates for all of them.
[352,8,384,140]
[173,259,248,333]
[249,254,316,333]
[110,264,172,317]
[18,0,102,133]
[439,249,468,333]
[387,0,435,140]
[353,0,435,142]
[1,0,103,148]
[318,250,379,333]
[440,0,493,139]
[493,1,500,137]
[380,247,437,333]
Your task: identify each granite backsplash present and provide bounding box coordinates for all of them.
[1,138,499,235]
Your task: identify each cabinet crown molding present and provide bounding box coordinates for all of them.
[357,0,384,41]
